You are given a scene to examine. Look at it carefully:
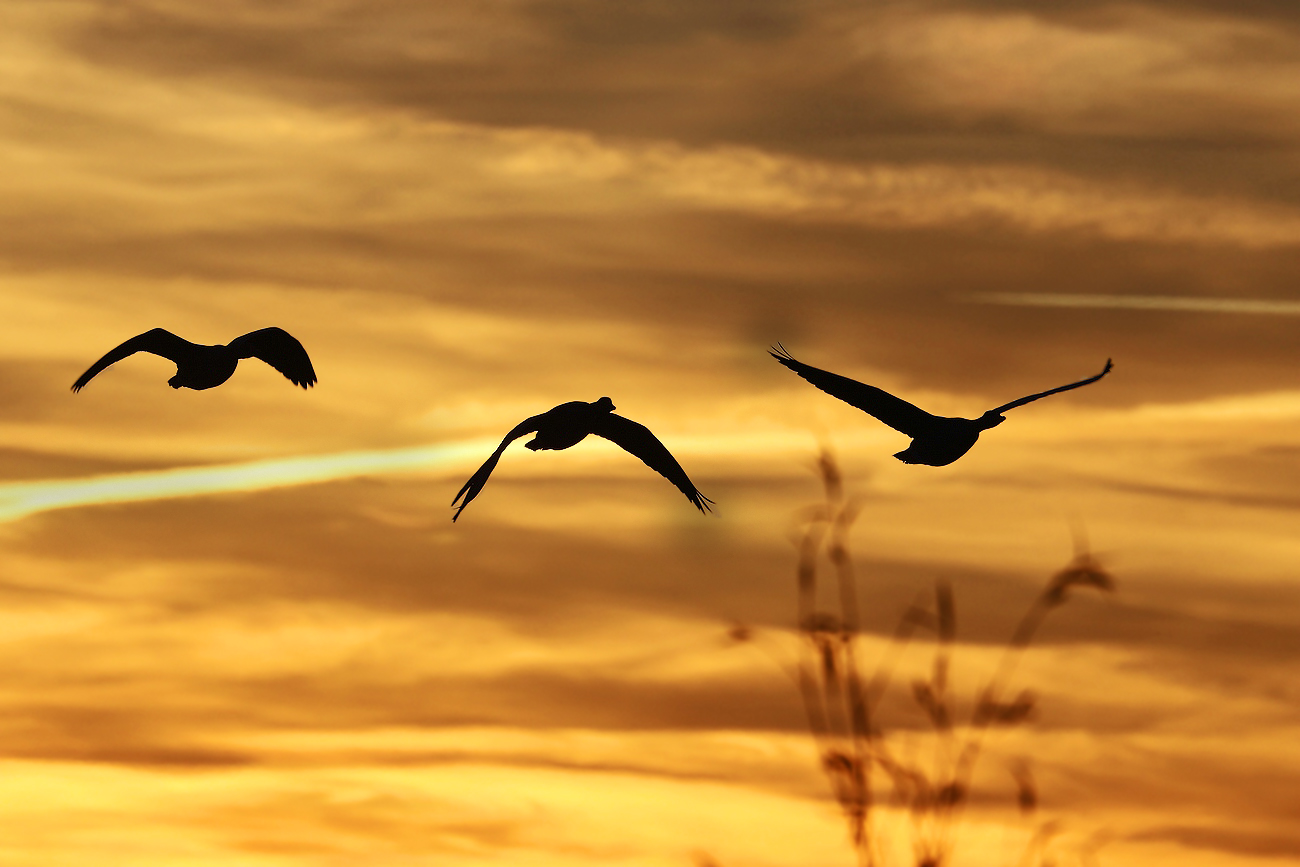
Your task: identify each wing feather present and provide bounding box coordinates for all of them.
[770,344,938,436]
[588,413,712,513]
[227,327,317,388]
[451,416,543,522]
[990,359,1113,414]
[71,328,199,392]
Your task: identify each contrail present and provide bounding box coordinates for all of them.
[0,438,499,524]
[0,428,847,524]
[973,292,1300,316]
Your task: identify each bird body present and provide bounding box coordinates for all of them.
[452,397,712,521]
[72,327,317,392]
[770,345,1110,466]
[890,416,995,466]
[521,399,609,451]
[160,341,241,390]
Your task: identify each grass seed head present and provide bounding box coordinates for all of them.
[726,622,753,643]
[936,782,966,808]
[1011,762,1038,815]
[1046,553,1115,607]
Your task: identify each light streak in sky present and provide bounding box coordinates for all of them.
[0,429,832,524]
[973,293,1300,316]
[0,438,500,524]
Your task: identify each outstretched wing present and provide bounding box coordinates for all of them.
[71,328,199,392]
[588,412,713,513]
[769,344,938,436]
[990,359,1113,414]
[228,327,317,388]
[451,416,543,522]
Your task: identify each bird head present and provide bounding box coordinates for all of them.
[594,396,616,412]
[978,410,1006,430]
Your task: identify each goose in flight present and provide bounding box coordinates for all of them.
[71,327,317,392]
[770,345,1111,466]
[452,397,712,521]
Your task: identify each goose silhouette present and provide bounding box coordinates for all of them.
[71,327,317,392]
[771,345,1112,466]
[452,397,713,521]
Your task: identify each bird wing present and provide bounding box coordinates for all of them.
[989,359,1113,414]
[227,327,317,388]
[769,344,938,436]
[588,412,713,513]
[71,328,200,392]
[451,415,543,522]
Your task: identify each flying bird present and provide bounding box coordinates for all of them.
[452,397,712,521]
[770,344,1112,466]
[71,327,317,392]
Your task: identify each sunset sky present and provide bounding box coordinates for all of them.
[1,1,1299,865]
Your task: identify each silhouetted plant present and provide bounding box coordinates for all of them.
[737,450,1115,867]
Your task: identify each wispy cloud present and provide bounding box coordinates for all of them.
[0,439,496,523]
[856,8,1300,141]
[974,292,1300,315]
[0,423,863,524]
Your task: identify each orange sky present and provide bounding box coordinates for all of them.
[1,2,1298,865]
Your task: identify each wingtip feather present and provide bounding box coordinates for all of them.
[769,343,800,370]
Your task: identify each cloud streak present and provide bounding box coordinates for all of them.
[0,438,496,523]
[0,426,831,524]
[974,292,1300,316]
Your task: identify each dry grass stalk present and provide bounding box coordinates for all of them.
[780,450,1115,867]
